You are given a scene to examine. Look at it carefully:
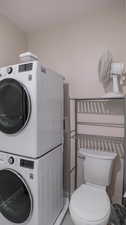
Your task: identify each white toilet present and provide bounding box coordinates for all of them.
[69,149,117,225]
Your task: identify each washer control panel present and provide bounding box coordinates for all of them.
[0,152,34,170]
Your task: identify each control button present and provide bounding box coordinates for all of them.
[7,67,13,74]
[28,74,32,81]
[8,157,14,165]
[29,173,34,179]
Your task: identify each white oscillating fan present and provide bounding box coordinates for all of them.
[98,51,125,98]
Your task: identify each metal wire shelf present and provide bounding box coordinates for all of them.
[77,121,124,128]
[76,99,124,115]
[77,134,124,158]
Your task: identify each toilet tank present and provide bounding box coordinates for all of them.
[79,149,117,187]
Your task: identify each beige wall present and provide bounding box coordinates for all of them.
[27,8,126,98]
[0,14,26,67]
[27,7,126,201]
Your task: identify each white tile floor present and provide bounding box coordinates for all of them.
[62,212,74,225]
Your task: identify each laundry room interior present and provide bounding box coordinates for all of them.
[0,0,126,225]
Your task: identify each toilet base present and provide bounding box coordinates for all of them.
[70,207,110,225]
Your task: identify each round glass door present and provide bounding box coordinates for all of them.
[0,78,31,134]
[0,169,32,223]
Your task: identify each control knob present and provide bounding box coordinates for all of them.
[8,156,14,165]
[7,67,13,74]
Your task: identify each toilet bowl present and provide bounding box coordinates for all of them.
[69,184,111,225]
[69,150,116,225]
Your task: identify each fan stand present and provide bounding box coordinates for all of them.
[103,75,124,98]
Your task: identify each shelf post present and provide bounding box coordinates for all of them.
[75,100,78,189]
[123,97,126,200]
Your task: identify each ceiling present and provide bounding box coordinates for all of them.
[0,0,124,32]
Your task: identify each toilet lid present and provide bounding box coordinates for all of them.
[70,184,110,222]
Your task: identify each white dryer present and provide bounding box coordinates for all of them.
[0,61,64,158]
[0,146,63,225]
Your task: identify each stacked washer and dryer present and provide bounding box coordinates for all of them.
[0,58,64,225]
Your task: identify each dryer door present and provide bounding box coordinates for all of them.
[0,169,32,223]
[0,78,31,134]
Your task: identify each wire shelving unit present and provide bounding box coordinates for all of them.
[71,97,126,196]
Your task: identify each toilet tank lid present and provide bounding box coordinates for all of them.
[79,148,117,160]
[70,184,110,222]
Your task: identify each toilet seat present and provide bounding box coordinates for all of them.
[70,184,110,223]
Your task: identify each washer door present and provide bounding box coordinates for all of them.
[0,78,31,134]
[0,169,32,223]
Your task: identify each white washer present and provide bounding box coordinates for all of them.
[0,61,64,158]
[0,146,63,225]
